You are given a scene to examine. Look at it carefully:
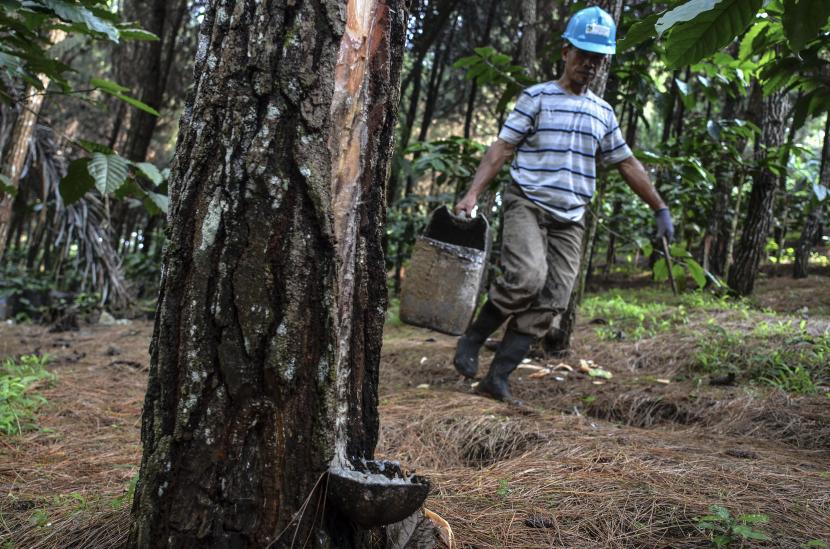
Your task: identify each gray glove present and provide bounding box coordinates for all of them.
[655,208,674,241]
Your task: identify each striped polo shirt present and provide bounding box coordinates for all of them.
[498,81,632,222]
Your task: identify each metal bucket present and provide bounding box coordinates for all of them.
[399,206,490,335]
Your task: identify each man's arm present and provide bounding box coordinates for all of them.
[616,155,674,241]
[616,155,665,211]
[454,138,516,217]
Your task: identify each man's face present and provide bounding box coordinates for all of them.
[562,43,606,87]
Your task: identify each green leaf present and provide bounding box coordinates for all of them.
[710,505,731,520]
[686,259,707,288]
[91,79,160,116]
[801,540,829,548]
[698,516,723,523]
[90,77,129,94]
[670,243,689,257]
[656,0,718,35]
[0,173,17,197]
[739,20,768,59]
[117,28,159,42]
[664,0,765,69]
[783,0,830,51]
[0,51,23,72]
[653,258,669,281]
[732,525,769,540]
[41,0,119,42]
[144,191,168,214]
[618,13,661,51]
[813,183,827,202]
[642,242,654,257]
[88,152,129,194]
[713,535,733,548]
[134,162,163,186]
[60,158,95,205]
[452,55,479,69]
[77,140,114,154]
[791,91,817,131]
[736,514,768,524]
[114,92,160,116]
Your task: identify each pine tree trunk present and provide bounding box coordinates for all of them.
[520,0,537,78]
[542,0,622,356]
[0,28,61,260]
[793,112,830,278]
[728,90,790,295]
[463,0,498,139]
[707,89,747,278]
[128,1,405,547]
[116,0,189,162]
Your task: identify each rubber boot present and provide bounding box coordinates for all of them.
[453,300,506,378]
[476,329,534,404]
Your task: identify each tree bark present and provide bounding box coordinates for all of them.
[128,1,405,547]
[542,0,622,356]
[116,0,189,162]
[417,17,456,143]
[793,111,830,278]
[706,90,746,278]
[0,23,62,260]
[728,89,790,295]
[520,0,537,79]
[0,84,46,259]
[463,0,498,139]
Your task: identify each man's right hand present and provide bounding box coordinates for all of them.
[454,193,477,218]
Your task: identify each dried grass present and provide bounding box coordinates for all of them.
[377,391,830,548]
[0,323,147,549]
[2,311,830,548]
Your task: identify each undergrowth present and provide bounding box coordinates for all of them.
[695,322,830,394]
[693,505,769,547]
[581,289,747,341]
[0,353,55,435]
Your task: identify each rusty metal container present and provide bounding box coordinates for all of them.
[399,206,490,335]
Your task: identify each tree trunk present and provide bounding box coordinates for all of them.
[463,0,498,139]
[520,0,537,78]
[116,0,189,162]
[728,90,790,295]
[542,0,622,356]
[417,17,456,143]
[706,90,746,278]
[128,1,406,547]
[0,49,57,259]
[793,111,830,278]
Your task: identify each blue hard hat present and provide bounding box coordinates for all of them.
[562,6,617,55]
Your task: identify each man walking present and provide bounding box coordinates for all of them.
[453,6,674,404]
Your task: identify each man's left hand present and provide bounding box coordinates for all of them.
[655,208,674,242]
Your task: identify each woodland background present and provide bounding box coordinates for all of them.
[0,1,829,548]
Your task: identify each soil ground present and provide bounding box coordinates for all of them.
[1,273,829,548]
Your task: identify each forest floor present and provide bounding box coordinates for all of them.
[1,269,829,548]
